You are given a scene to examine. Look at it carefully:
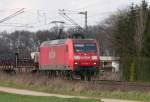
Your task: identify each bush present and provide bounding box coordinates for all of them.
[121,57,150,82]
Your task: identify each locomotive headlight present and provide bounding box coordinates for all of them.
[92,56,98,60]
[74,56,80,60]
[94,62,97,65]
[74,62,78,65]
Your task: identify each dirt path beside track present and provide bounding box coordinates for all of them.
[0,86,92,99]
[101,98,141,102]
[0,86,140,102]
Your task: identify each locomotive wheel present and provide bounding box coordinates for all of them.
[86,75,91,81]
[80,74,85,80]
[86,72,92,81]
[80,71,85,80]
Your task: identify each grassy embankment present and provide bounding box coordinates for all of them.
[0,73,149,102]
[0,92,100,102]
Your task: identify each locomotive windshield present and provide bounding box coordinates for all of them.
[74,43,97,52]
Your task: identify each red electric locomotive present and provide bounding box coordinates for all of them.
[39,38,100,80]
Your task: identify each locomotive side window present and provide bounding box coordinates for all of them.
[74,43,97,52]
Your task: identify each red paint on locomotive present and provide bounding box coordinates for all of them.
[39,39,100,73]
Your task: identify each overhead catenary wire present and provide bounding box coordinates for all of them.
[0,24,33,28]
[0,8,25,24]
[0,22,34,28]
[0,5,115,31]
[58,9,86,30]
[0,8,25,12]
[0,8,50,28]
[59,12,82,29]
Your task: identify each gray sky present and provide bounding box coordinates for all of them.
[0,0,149,32]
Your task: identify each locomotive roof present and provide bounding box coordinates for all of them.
[73,39,96,43]
[41,39,67,46]
[40,39,95,46]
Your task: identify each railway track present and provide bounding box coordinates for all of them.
[96,80,150,87]
[0,57,149,92]
[68,78,150,91]
[99,81,150,88]
[85,80,150,92]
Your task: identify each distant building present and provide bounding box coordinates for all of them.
[100,56,120,72]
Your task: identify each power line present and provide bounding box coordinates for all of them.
[58,9,82,29]
[58,9,88,31]
[0,8,24,12]
[0,8,25,24]
[0,24,33,28]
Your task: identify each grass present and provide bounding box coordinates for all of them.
[0,73,149,102]
[0,92,100,102]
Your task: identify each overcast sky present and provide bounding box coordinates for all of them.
[0,0,149,32]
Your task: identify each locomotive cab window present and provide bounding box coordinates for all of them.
[74,43,97,52]
[85,43,97,52]
[74,44,84,52]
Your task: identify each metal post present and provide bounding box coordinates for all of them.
[79,11,88,30]
[85,11,87,30]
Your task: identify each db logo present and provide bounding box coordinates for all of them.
[49,49,56,59]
